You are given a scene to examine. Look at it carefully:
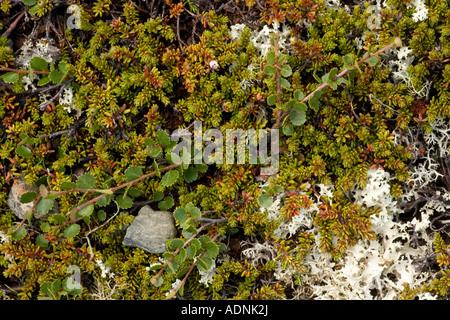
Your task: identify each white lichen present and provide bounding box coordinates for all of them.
[299,168,431,299]
[15,38,60,69]
[0,230,9,244]
[410,0,429,22]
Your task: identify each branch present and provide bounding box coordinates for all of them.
[2,10,25,38]
[151,217,227,286]
[39,80,72,111]
[166,233,221,299]
[57,162,181,219]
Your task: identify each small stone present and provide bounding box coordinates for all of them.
[122,205,177,254]
[7,176,58,220]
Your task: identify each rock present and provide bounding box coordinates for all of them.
[122,206,177,254]
[7,176,58,220]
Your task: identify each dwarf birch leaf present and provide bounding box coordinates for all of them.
[365,56,379,67]
[97,210,106,221]
[60,181,76,190]
[116,195,133,209]
[266,50,276,65]
[35,234,49,249]
[23,0,36,6]
[16,145,33,158]
[184,166,198,183]
[267,94,278,106]
[283,123,294,136]
[263,65,276,76]
[280,64,292,77]
[294,89,304,101]
[174,208,188,224]
[35,198,54,215]
[280,77,291,88]
[196,256,213,273]
[161,170,179,187]
[78,204,94,217]
[156,130,171,147]
[158,196,174,210]
[49,69,62,84]
[37,75,50,86]
[169,239,185,251]
[124,166,142,182]
[76,173,96,189]
[30,56,48,71]
[186,202,201,219]
[290,109,306,126]
[258,194,273,208]
[11,226,27,240]
[153,191,164,201]
[2,72,19,83]
[64,224,80,238]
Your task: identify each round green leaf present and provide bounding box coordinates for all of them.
[78,204,94,218]
[20,191,37,204]
[290,109,306,126]
[116,195,133,209]
[266,50,275,65]
[365,56,379,67]
[153,191,164,201]
[149,147,162,158]
[127,187,142,198]
[49,69,63,84]
[161,170,179,187]
[294,102,307,112]
[35,198,54,216]
[11,226,27,240]
[39,184,49,199]
[184,166,198,183]
[158,196,174,210]
[186,202,201,219]
[2,72,19,84]
[294,89,304,101]
[35,234,49,249]
[30,56,48,72]
[96,194,112,207]
[196,256,213,273]
[258,194,273,208]
[282,123,294,136]
[64,224,80,238]
[16,145,33,158]
[267,94,278,106]
[76,173,96,189]
[280,64,292,77]
[263,65,276,76]
[23,0,36,6]
[169,238,185,251]
[60,181,76,191]
[280,77,291,88]
[124,166,142,182]
[156,130,171,147]
[96,210,106,221]
[309,98,320,111]
[58,61,70,75]
[174,208,188,224]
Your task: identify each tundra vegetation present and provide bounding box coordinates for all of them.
[0,0,449,300]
